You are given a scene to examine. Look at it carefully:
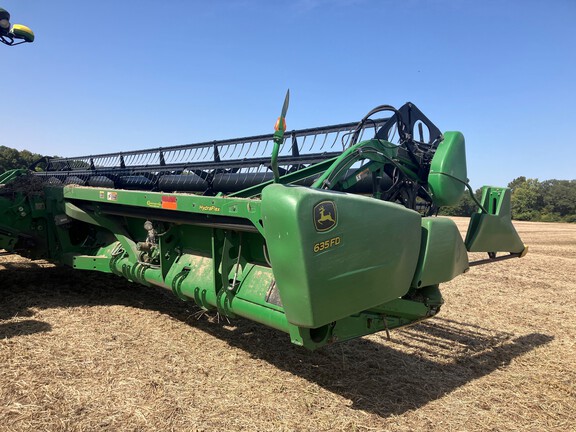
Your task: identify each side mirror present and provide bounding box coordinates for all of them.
[10,24,34,43]
[0,7,34,46]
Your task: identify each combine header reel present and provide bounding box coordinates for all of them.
[0,93,526,349]
[0,7,34,46]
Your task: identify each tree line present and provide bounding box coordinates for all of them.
[0,145,44,172]
[439,177,576,223]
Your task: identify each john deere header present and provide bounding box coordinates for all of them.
[0,97,526,349]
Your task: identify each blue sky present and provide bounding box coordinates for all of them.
[1,0,575,188]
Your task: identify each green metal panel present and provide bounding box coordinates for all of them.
[0,191,48,258]
[465,187,525,253]
[165,251,216,306]
[261,184,422,328]
[411,217,469,288]
[62,185,265,235]
[73,256,113,272]
[428,131,467,207]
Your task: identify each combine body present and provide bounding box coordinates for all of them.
[0,102,525,349]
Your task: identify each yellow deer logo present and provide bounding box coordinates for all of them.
[313,201,337,231]
[317,206,335,224]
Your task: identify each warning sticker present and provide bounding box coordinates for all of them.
[161,196,177,210]
[107,192,118,201]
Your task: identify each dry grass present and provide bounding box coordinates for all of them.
[0,218,574,431]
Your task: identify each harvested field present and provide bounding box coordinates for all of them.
[1,218,575,431]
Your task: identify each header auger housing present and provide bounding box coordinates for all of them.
[0,98,526,349]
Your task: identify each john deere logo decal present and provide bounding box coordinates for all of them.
[314,201,337,232]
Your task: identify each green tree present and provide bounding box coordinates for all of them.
[540,179,576,222]
[0,146,21,172]
[0,146,43,172]
[439,177,576,223]
[507,176,527,193]
[508,177,544,221]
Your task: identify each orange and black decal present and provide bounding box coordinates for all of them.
[313,201,337,232]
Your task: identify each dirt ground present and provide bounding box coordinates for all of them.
[1,218,574,431]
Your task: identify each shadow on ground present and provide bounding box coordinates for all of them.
[0,320,51,339]
[0,261,553,418]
